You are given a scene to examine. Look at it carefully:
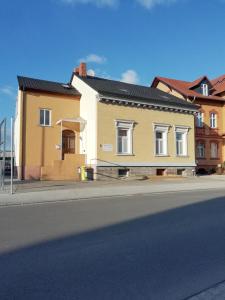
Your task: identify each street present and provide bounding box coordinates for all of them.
[0,188,225,299]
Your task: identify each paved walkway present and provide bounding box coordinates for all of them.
[0,175,225,206]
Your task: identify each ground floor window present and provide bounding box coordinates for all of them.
[197,142,205,158]
[175,126,189,156]
[154,124,169,156]
[210,142,218,159]
[115,120,134,155]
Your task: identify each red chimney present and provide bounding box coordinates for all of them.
[74,62,87,77]
[74,67,79,74]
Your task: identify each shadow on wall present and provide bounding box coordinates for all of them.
[1,196,225,299]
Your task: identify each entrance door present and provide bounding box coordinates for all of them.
[62,130,75,159]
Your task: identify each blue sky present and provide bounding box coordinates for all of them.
[1,0,225,124]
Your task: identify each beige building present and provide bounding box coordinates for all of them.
[15,63,198,180]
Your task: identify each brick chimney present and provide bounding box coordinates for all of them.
[74,62,87,77]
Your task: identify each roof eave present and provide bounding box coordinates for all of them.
[98,94,198,114]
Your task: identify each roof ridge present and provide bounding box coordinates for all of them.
[17,75,69,86]
[75,73,148,89]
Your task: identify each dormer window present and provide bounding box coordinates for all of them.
[202,84,209,96]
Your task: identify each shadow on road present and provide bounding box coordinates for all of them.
[0,195,225,300]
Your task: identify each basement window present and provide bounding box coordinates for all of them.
[156,169,165,176]
[118,168,129,177]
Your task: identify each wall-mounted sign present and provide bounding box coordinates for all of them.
[102,144,113,152]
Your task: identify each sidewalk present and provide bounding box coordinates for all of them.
[1,176,225,206]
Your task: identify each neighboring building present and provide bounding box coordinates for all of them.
[15,63,198,180]
[152,75,225,173]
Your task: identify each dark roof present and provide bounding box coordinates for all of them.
[17,76,80,96]
[75,74,198,111]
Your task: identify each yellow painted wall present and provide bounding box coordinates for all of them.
[97,102,195,165]
[156,82,186,100]
[22,91,80,179]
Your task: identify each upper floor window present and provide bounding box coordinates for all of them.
[197,142,205,158]
[210,113,217,128]
[196,112,204,127]
[154,124,169,156]
[202,84,209,96]
[116,121,134,155]
[40,109,51,126]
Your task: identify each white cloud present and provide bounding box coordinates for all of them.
[0,86,15,97]
[79,54,107,64]
[136,0,178,9]
[61,0,118,7]
[121,70,139,84]
[87,69,96,76]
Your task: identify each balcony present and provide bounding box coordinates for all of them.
[195,127,220,137]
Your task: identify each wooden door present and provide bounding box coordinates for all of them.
[62,130,75,159]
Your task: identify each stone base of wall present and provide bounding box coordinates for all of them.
[96,166,195,180]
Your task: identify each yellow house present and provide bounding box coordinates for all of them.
[15,63,198,180]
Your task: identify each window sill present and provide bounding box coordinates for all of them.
[197,157,206,160]
[155,154,169,157]
[116,153,135,156]
[39,125,52,127]
[176,155,189,158]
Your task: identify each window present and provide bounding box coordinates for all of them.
[175,127,188,156]
[176,132,186,156]
[211,142,218,159]
[154,124,169,156]
[116,121,134,155]
[155,131,166,155]
[202,84,209,96]
[40,109,51,126]
[197,142,205,158]
[210,113,217,128]
[196,112,204,127]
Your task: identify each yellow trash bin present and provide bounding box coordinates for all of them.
[81,166,87,181]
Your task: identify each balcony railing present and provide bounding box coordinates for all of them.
[195,127,220,136]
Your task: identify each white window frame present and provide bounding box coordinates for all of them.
[210,142,218,159]
[210,113,217,129]
[202,84,209,96]
[174,126,189,157]
[153,124,170,156]
[39,109,51,127]
[196,112,204,128]
[115,120,134,155]
[197,142,205,158]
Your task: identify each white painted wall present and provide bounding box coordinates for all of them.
[71,75,98,166]
[14,89,22,166]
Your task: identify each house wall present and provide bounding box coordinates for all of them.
[96,101,196,179]
[14,89,23,177]
[16,91,80,179]
[195,100,224,170]
[156,80,225,172]
[71,75,99,166]
[156,82,186,100]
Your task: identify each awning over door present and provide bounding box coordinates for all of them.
[56,117,86,132]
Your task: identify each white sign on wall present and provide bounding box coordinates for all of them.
[102,144,113,152]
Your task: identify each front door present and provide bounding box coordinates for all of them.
[62,130,75,159]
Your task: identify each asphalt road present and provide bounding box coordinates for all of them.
[0,189,225,299]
